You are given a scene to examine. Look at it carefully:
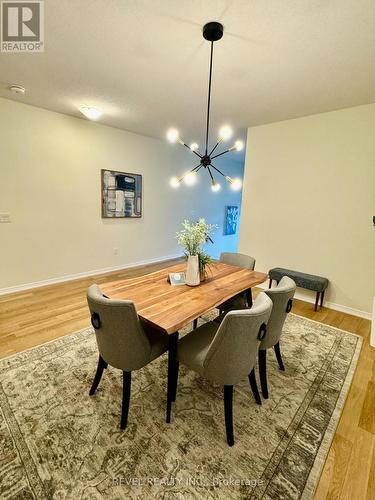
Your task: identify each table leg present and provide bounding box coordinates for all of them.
[166,331,179,423]
[245,288,253,308]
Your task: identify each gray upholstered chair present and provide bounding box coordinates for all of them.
[87,284,168,429]
[217,252,256,313]
[168,292,272,446]
[258,276,296,399]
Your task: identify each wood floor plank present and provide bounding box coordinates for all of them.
[359,381,375,435]
[340,429,374,500]
[369,445,375,492]
[313,433,352,500]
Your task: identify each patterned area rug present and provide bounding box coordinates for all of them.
[0,313,361,500]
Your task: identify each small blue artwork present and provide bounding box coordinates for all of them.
[224,205,239,235]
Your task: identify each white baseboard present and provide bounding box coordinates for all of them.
[256,282,372,320]
[0,253,182,296]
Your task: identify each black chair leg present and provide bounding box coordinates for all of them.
[193,318,198,329]
[120,371,131,429]
[274,342,285,371]
[224,385,234,446]
[258,350,268,399]
[89,355,107,395]
[320,291,325,308]
[248,369,262,405]
[166,332,179,423]
[245,288,253,308]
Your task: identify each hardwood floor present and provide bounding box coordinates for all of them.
[0,258,373,499]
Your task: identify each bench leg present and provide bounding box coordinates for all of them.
[268,278,272,289]
[314,292,320,312]
[320,291,325,308]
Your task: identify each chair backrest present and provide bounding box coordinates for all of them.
[203,293,273,385]
[260,276,296,350]
[220,252,256,271]
[87,284,152,371]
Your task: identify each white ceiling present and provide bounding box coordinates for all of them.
[1,0,375,151]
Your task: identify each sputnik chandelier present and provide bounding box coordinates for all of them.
[167,22,243,192]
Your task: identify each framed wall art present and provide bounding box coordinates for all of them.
[224,205,239,235]
[101,169,142,218]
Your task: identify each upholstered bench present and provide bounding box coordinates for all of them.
[268,268,328,311]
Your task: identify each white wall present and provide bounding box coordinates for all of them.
[0,98,243,290]
[239,104,375,316]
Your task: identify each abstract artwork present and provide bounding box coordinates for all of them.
[224,205,239,235]
[101,169,142,218]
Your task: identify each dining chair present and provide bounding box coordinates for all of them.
[258,276,296,399]
[192,252,256,329]
[87,284,169,429]
[168,292,272,446]
[216,252,256,315]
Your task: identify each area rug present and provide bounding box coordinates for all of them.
[0,313,361,500]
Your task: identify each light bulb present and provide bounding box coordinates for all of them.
[234,140,244,151]
[219,125,233,141]
[79,106,102,120]
[184,171,197,186]
[170,176,180,188]
[231,178,242,191]
[190,142,199,151]
[211,181,221,192]
[166,128,179,143]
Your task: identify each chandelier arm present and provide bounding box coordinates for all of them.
[210,163,227,178]
[181,141,203,158]
[207,166,215,182]
[208,140,221,156]
[205,41,214,155]
[191,163,203,172]
[211,148,231,160]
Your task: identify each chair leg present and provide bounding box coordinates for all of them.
[193,318,198,329]
[274,342,285,371]
[120,371,131,429]
[166,332,179,423]
[248,369,261,405]
[245,289,253,308]
[89,355,107,395]
[314,292,320,312]
[258,350,268,399]
[320,291,325,308]
[224,385,234,447]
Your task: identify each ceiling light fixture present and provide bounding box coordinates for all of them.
[9,85,26,95]
[79,106,102,120]
[167,22,243,192]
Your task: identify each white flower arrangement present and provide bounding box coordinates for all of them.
[176,218,217,256]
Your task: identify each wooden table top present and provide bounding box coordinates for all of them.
[101,262,268,334]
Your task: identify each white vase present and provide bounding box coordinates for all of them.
[186,255,200,286]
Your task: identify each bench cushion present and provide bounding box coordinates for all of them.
[269,268,328,293]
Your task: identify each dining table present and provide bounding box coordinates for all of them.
[101,261,268,414]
